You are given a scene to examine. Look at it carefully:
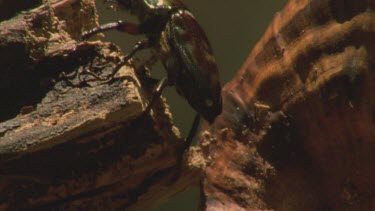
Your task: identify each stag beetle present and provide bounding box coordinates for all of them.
[81,0,222,151]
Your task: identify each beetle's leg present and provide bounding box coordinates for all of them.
[58,48,109,85]
[76,60,103,82]
[120,39,151,68]
[81,21,152,82]
[183,113,201,151]
[138,52,159,77]
[144,77,169,114]
[144,77,200,148]
[76,38,150,83]
[101,39,151,83]
[169,113,201,182]
[58,67,91,88]
[80,21,143,81]
[81,20,141,40]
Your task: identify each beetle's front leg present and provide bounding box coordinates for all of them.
[81,20,141,40]
[103,39,151,82]
[184,113,201,152]
[169,113,201,182]
[79,21,152,83]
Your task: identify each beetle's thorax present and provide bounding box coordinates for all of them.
[116,0,187,39]
[117,0,186,22]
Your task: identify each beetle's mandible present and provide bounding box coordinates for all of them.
[81,0,222,151]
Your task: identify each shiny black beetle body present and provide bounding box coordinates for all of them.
[82,0,222,140]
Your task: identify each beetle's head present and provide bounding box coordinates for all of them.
[176,81,222,124]
[194,91,222,123]
[177,72,223,124]
[171,61,223,124]
[104,0,134,11]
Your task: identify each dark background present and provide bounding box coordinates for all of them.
[95,0,287,210]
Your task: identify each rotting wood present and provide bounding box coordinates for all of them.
[197,0,375,210]
[0,0,201,210]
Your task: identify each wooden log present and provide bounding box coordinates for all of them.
[198,0,375,210]
[0,0,201,210]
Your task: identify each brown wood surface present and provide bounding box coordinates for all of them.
[197,0,375,210]
[0,0,200,210]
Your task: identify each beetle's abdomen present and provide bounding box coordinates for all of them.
[162,10,222,122]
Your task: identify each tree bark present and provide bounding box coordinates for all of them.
[198,0,375,210]
[0,0,200,210]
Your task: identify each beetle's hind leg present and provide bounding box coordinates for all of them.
[144,77,169,114]
[169,113,201,182]
[143,78,201,182]
[103,39,151,83]
[144,78,200,158]
[183,113,201,152]
[144,77,201,151]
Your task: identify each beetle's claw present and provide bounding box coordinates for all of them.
[58,64,106,88]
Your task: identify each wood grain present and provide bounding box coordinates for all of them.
[198,0,375,210]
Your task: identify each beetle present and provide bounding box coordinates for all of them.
[81,0,222,151]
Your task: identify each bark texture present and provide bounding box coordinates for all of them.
[2,0,375,210]
[0,0,200,210]
[198,0,375,210]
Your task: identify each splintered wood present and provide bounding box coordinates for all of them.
[0,0,200,210]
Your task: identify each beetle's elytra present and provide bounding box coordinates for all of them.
[82,0,222,149]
